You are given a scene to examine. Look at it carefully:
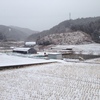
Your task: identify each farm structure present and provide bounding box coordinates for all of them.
[13,47,37,54]
[48,53,62,59]
[24,42,36,47]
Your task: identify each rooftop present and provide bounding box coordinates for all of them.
[13,48,31,52]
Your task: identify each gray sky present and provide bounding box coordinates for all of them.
[0,0,100,31]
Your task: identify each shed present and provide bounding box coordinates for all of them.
[25,42,36,47]
[48,53,62,59]
[13,47,37,54]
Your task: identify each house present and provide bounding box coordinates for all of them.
[13,47,37,54]
[48,53,62,59]
[24,42,36,47]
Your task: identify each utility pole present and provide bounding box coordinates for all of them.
[69,13,71,20]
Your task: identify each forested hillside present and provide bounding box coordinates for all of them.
[0,25,37,41]
[70,19,100,43]
[27,17,100,44]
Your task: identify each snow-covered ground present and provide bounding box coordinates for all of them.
[0,61,100,100]
[0,43,100,100]
[0,53,55,67]
[51,43,100,55]
[86,58,100,64]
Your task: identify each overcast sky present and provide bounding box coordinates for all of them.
[0,0,100,31]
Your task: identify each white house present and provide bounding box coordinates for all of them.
[25,42,36,47]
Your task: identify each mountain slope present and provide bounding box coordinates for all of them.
[37,31,93,45]
[0,25,38,41]
[27,16,100,44]
[10,26,38,36]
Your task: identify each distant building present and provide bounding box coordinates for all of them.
[48,53,62,59]
[24,42,36,47]
[13,47,37,54]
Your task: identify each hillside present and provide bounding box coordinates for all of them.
[0,25,38,41]
[27,16,100,44]
[10,26,38,37]
[37,31,93,45]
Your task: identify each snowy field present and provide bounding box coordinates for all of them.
[0,62,100,100]
[0,53,55,67]
[51,43,100,55]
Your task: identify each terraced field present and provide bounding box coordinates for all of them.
[0,62,100,100]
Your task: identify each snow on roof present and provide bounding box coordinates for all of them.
[25,42,36,46]
[48,53,61,55]
[13,48,31,52]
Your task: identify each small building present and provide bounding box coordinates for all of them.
[63,48,73,51]
[13,47,37,54]
[24,42,36,47]
[48,53,62,59]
